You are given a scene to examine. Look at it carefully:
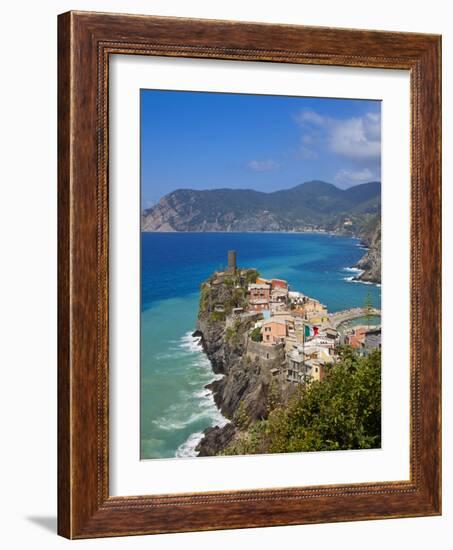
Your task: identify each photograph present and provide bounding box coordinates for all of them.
[140,90,382,460]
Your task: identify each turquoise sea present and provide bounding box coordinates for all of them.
[140,232,381,459]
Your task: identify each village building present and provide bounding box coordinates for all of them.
[270,301,287,313]
[364,328,381,351]
[271,278,288,290]
[248,283,271,311]
[344,326,381,354]
[270,287,289,310]
[304,344,335,363]
[288,290,305,305]
[285,348,327,384]
[345,326,368,348]
[323,327,339,340]
[305,359,326,382]
[229,250,381,387]
[293,296,328,323]
[305,311,329,325]
[286,348,312,384]
[261,318,289,345]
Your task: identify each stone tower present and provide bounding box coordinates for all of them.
[227,250,237,273]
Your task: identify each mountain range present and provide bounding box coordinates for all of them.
[142,180,381,234]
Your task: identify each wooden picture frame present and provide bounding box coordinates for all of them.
[58,11,441,539]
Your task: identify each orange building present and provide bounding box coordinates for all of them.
[345,327,368,349]
[261,319,288,345]
[271,278,288,290]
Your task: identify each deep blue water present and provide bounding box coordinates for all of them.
[140,232,381,459]
[141,232,380,313]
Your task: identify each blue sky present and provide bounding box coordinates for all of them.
[141,90,381,208]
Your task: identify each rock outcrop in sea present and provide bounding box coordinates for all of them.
[355,220,381,284]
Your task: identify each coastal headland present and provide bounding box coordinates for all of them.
[194,251,381,456]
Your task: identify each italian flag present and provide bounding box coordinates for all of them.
[304,325,319,338]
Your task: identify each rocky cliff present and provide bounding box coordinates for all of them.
[355,218,381,284]
[194,269,286,456]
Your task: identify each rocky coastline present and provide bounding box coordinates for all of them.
[193,269,289,456]
[192,248,381,456]
[354,220,381,284]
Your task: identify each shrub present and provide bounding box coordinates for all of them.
[225,347,381,455]
[250,327,262,343]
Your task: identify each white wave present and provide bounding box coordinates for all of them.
[194,388,211,399]
[343,267,380,287]
[153,330,229,453]
[152,410,209,431]
[175,431,204,458]
[343,267,363,273]
[344,277,376,286]
[153,351,187,360]
[179,331,203,353]
[175,406,229,459]
[194,386,229,425]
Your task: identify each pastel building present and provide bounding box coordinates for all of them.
[285,349,326,384]
[248,283,271,311]
[344,327,368,349]
[261,318,288,345]
[345,326,381,353]
[271,278,288,290]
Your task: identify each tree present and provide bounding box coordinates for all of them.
[364,291,374,327]
[250,327,262,342]
[224,347,381,455]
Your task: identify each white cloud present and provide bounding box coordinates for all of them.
[334,168,375,186]
[295,109,381,161]
[247,159,280,172]
[294,109,326,126]
[329,114,381,160]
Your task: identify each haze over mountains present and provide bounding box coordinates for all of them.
[142,180,381,234]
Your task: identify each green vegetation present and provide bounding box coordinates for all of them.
[199,283,210,313]
[226,320,242,342]
[243,269,259,286]
[266,378,283,415]
[364,292,374,327]
[143,181,381,232]
[250,327,262,343]
[225,347,381,455]
[233,400,251,430]
[209,310,226,322]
